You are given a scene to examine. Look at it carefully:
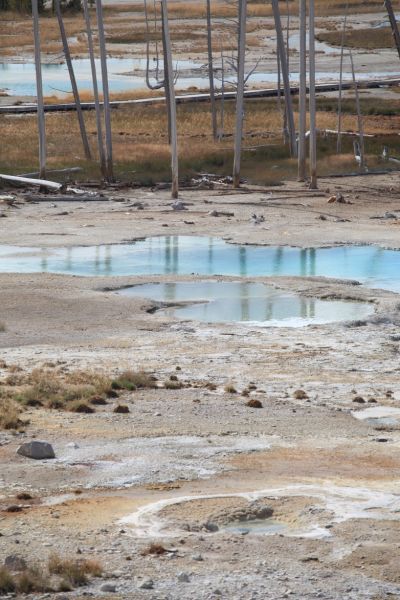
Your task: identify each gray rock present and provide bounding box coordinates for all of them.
[4,554,27,571]
[100,583,117,593]
[204,521,219,532]
[139,578,154,589]
[17,441,55,460]
[171,201,187,211]
[177,572,190,583]
[191,553,203,561]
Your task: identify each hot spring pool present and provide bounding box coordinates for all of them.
[118,281,374,326]
[0,236,399,292]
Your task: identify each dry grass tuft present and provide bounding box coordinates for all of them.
[113,404,130,414]
[246,398,263,408]
[141,543,168,556]
[16,492,33,500]
[48,554,102,587]
[293,389,309,400]
[111,370,157,391]
[0,567,16,594]
[0,565,49,594]
[224,384,237,394]
[164,379,183,390]
[0,396,25,430]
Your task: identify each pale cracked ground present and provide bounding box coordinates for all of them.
[0,174,400,599]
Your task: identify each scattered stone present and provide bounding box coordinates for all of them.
[177,572,190,583]
[5,505,23,513]
[250,213,265,225]
[352,396,365,404]
[139,578,154,589]
[204,522,219,532]
[66,442,79,449]
[171,201,187,211]
[192,553,203,561]
[300,555,319,563]
[4,554,27,571]
[100,583,117,593]
[317,214,327,220]
[17,441,55,460]
[246,398,263,409]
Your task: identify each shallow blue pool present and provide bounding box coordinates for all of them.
[1,236,399,292]
[119,281,374,326]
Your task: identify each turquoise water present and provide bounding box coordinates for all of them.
[119,281,373,325]
[1,237,399,292]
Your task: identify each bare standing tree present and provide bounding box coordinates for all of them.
[32,0,46,178]
[308,0,317,188]
[83,0,107,177]
[232,0,247,188]
[349,49,365,170]
[95,0,114,182]
[144,0,178,195]
[297,0,307,180]
[271,0,297,157]
[336,0,348,153]
[206,0,218,140]
[161,0,179,198]
[55,0,92,160]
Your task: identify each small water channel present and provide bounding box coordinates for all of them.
[1,237,399,291]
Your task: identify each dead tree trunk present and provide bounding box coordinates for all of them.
[349,49,365,170]
[206,0,218,140]
[95,0,114,182]
[161,0,179,198]
[336,1,348,153]
[161,8,172,145]
[55,0,92,160]
[384,0,400,60]
[220,45,225,139]
[308,0,317,188]
[297,0,307,180]
[32,0,46,179]
[83,0,106,177]
[233,0,247,188]
[271,0,297,157]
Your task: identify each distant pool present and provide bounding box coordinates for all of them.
[0,237,399,292]
[118,281,374,326]
[0,59,398,97]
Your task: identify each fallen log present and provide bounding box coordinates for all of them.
[0,174,62,190]
[20,167,83,177]
[24,194,109,202]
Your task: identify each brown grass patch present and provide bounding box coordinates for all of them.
[48,554,102,587]
[111,370,157,391]
[317,27,394,50]
[141,543,168,556]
